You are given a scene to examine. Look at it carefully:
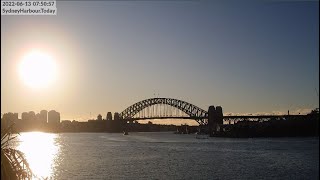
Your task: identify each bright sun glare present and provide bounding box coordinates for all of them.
[19,50,57,88]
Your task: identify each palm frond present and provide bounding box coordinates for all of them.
[1,124,34,180]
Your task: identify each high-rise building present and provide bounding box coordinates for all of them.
[40,110,48,123]
[107,112,112,121]
[21,112,29,121]
[48,110,60,124]
[114,112,120,121]
[13,113,18,121]
[36,113,41,122]
[28,111,36,121]
[97,114,102,121]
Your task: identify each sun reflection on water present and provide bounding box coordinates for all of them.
[15,132,60,179]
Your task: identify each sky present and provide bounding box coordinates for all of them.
[1,0,319,124]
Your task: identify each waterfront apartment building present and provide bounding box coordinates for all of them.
[97,114,102,121]
[107,112,112,120]
[40,110,48,123]
[21,112,29,121]
[114,112,120,120]
[48,110,60,124]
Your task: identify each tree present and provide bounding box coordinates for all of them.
[310,108,319,114]
[1,124,33,179]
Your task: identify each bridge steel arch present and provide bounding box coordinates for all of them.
[119,98,208,125]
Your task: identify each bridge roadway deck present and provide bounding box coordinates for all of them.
[223,115,306,119]
[123,115,307,121]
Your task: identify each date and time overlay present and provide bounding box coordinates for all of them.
[2,0,56,15]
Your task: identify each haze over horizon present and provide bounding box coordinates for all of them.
[1,0,319,123]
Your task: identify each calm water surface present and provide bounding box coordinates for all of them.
[13,132,319,180]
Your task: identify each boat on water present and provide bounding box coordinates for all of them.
[195,132,208,139]
[195,134,208,139]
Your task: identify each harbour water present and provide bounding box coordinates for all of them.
[12,132,319,180]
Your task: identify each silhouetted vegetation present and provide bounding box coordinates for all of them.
[1,124,33,180]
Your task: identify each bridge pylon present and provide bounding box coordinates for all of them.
[208,105,223,136]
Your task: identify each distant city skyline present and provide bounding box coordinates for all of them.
[1,1,319,124]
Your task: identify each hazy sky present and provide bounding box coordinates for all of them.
[1,0,319,123]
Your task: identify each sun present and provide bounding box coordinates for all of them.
[19,50,58,88]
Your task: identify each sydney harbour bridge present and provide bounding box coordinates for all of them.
[117,98,303,126]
